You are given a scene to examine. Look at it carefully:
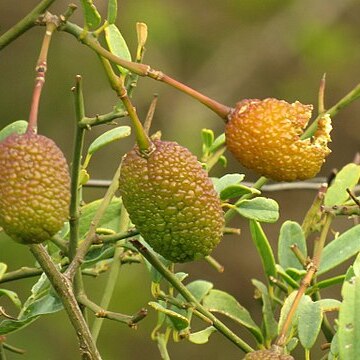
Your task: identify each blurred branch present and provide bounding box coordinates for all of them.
[0,0,56,50]
[84,178,360,192]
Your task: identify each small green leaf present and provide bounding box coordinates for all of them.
[107,0,118,24]
[318,224,360,275]
[189,326,217,344]
[298,296,322,349]
[0,289,21,309]
[201,129,214,150]
[249,220,277,279]
[252,279,278,342]
[0,120,27,142]
[324,163,360,207]
[80,0,101,29]
[278,221,307,270]
[209,133,225,152]
[78,197,122,239]
[105,24,132,75]
[338,275,360,359]
[149,301,189,331]
[220,184,260,201]
[83,243,115,267]
[0,292,62,335]
[316,299,341,312]
[276,265,300,289]
[212,173,245,194]
[88,126,131,155]
[203,289,263,343]
[0,263,7,280]
[175,272,188,283]
[235,198,279,223]
[330,332,339,359]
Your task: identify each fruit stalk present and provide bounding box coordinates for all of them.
[29,244,102,360]
[27,18,57,133]
[61,21,232,120]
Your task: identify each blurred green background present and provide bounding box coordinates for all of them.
[0,0,360,359]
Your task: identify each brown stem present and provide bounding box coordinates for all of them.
[29,244,102,360]
[27,19,57,133]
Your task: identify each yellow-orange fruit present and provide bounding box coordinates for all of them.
[0,132,70,244]
[119,140,224,263]
[225,98,332,181]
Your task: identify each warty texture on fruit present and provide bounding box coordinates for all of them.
[119,140,224,263]
[225,98,332,181]
[0,132,71,244]
[243,345,294,360]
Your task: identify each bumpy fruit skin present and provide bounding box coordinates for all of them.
[243,346,294,360]
[119,140,224,263]
[225,98,332,181]
[0,132,70,244]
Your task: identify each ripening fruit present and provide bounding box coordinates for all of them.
[225,98,332,181]
[119,140,224,263]
[243,346,294,360]
[0,132,70,244]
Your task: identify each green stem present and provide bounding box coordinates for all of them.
[131,239,254,353]
[97,228,139,244]
[91,206,130,342]
[99,55,152,152]
[69,75,87,317]
[0,343,6,360]
[69,75,85,261]
[78,293,147,327]
[0,0,56,50]
[302,82,360,139]
[224,176,268,222]
[65,160,123,281]
[80,109,128,128]
[29,244,102,360]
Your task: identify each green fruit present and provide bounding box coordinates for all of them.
[119,140,224,263]
[0,132,70,244]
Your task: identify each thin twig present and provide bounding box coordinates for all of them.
[0,0,56,50]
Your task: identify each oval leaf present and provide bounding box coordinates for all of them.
[252,279,278,341]
[250,220,277,279]
[203,289,263,343]
[0,120,27,142]
[107,0,118,24]
[105,24,132,75]
[338,276,360,360]
[212,173,245,194]
[316,299,341,312]
[78,197,122,239]
[318,224,360,275]
[324,163,360,206]
[298,296,322,349]
[80,0,101,29]
[278,221,307,270]
[189,326,216,344]
[88,126,131,155]
[235,198,279,223]
[0,292,63,335]
[209,133,225,152]
[220,184,260,201]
